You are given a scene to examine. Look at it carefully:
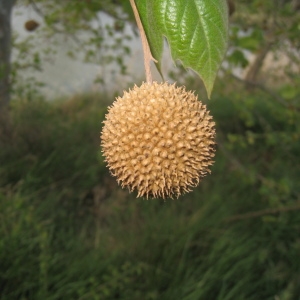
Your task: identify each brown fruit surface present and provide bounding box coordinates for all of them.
[101,82,216,199]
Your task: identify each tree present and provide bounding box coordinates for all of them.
[0,0,17,109]
[227,0,300,86]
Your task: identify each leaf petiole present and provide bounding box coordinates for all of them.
[129,0,157,84]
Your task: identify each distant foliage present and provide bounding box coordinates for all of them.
[12,0,135,98]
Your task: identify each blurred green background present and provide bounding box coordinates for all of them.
[1,1,300,299]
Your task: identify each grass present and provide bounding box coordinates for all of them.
[0,83,300,300]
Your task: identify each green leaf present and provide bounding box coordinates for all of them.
[135,0,228,98]
[228,49,249,68]
[237,28,263,51]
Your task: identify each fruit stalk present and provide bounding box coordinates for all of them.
[129,0,157,83]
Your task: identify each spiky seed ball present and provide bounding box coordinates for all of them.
[101,82,216,199]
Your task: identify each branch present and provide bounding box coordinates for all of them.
[244,41,274,82]
[224,68,288,107]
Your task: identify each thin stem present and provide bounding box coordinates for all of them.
[129,0,157,83]
[224,201,300,222]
